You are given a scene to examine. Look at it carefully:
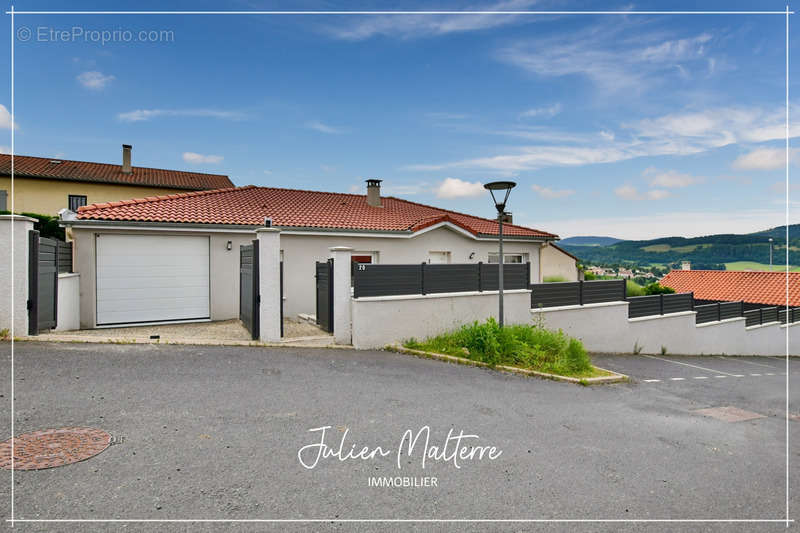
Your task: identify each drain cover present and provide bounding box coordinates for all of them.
[0,427,112,470]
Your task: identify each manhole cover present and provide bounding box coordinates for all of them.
[0,427,112,470]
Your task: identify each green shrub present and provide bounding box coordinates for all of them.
[0,210,65,240]
[626,280,645,297]
[404,318,594,377]
[583,271,598,280]
[643,282,675,295]
[542,275,568,283]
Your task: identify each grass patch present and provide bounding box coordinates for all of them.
[542,275,568,282]
[403,318,604,378]
[725,261,800,272]
[626,279,645,296]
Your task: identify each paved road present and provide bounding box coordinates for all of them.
[0,342,798,532]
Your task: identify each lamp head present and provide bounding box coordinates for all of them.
[484,181,516,214]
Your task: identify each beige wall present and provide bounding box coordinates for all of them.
[0,177,191,216]
[70,223,545,327]
[540,243,579,282]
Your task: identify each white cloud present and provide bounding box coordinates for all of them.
[305,120,345,134]
[540,209,793,240]
[519,103,561,119]
[644,168,699,188]
[118,109,246,122]
[325,0,539,40]
[76,71,115,90]
[496,25,714,94]
[614,185,670,201]
[408,105,800,173]
[531,184,574,199]
[732,148,800,171]
[0,104,18,130]
[182,152,223,164]
[0,145,10,154]
[434,177,485,199]
[599,130,615,141]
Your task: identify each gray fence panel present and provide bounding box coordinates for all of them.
[762,307,779,323]
[478,263,528,291]
[531,282,580,308]
[628,296,662,318]
[353,265,423,298]
[582,280,626,304]
[663,293,693,314]
[424,264,479,294]
[57,241,73,273]
[744,309,761,327]
[37,237,58,330]
[719,301,743,321]
[695,304,719,324]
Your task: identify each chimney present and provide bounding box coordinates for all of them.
[122,144,132,174]
[681,260,691,271]
[501,212,513,224]
[366,178,382,207]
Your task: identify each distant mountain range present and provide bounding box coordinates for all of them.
[558,236,622,247]
[559,224,800,268]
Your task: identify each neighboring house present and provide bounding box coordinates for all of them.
[0,145,233,216]
[661,270,800,309]
[617,268,634,279]
[586,266,607,277]
[61,180,559,328]
[540,242,580,281]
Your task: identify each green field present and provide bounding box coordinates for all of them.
[725,261,800,272]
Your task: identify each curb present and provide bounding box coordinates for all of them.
[390,346,629,385]
[13,335,352,350]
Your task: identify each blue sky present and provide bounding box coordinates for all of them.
[2,0,798,239]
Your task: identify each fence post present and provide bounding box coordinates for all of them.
[477,262,483,292]
[759,307,763,325]
[717,302,721,322]
[329,246,353,345]
[659,293,664,315]
[525,261,531,288]
[621,279,627,300]
[578,280,584,306]
[691,292,695,311]
[420,262,426,295]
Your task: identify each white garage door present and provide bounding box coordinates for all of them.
[96,234,210,326]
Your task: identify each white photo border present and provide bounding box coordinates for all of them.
[4,5,795,527]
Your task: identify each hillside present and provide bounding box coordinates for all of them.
[560,224,800,268]
[558,236,622,246]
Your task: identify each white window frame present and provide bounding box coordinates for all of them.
[487,252,528,264]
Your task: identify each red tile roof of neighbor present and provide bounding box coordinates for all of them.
[660,270,800,307]
[75,185,558,239]
[0,154,233,190]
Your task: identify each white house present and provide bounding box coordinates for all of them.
[61,180,560,328]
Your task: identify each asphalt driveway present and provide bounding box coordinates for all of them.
[0,342,798,532]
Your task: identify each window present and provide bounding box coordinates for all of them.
[68,195,87,211]
[488,253,527,264]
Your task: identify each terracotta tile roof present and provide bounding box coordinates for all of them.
[0,154,233,190]
[75,185,557,239]
[661,270,800,307]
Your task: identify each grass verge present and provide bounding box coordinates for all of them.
[403,318,609,379]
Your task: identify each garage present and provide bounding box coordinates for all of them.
[96,234,210,326]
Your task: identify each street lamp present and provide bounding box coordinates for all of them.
[769,238,774,270]
[484,181,516,327]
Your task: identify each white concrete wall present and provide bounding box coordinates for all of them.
[280,227,542,317]
[351,289,532,349]
[70,227,256,328]
[0,215,36,336]
[532,301,800,356]
[55,273,80,331]
[540,243,579,282]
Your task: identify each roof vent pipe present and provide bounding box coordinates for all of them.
[366,178,382,207]
[122,144,132,174]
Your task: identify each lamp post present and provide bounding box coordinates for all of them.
[769,238,774,270]
[484,181,516,327]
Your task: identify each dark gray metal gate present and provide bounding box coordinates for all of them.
[27,230,59,334]
[315,259,333,333]
[239,240,259,340]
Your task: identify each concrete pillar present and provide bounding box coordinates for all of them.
[329,246,353,345]
[0,215,37,336]
[257,228,282,343]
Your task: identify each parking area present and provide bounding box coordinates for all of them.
[1,342,798,531]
